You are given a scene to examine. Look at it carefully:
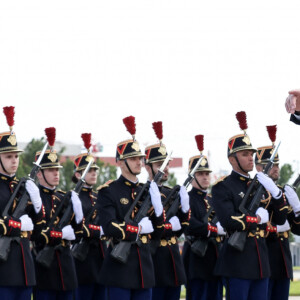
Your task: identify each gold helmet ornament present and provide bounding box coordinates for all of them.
[227,111,257,157]
[74,133,99,172]
[188,134,212,173]
[116,116,145,161]
[255,125,279,165]
[35,127,62,169]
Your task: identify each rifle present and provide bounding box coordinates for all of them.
[149,155,205,254]
[190,197,219,257]
[71,204,98,261]
[35,158,94,268]
[290,174,300,191]
[228,142,281,251]
[110,151,173,264]
[0,142,49,262]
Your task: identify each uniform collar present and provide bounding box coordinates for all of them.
[120,175,140,188]
[231,170,250,182]
[0,172,17,183]
[39,184,56,194]
[82,187,93,192]
[191,187,207,197]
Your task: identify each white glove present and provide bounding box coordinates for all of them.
[20,214,34,231]
[25,180,42,213]
[149,182,163,217]
[169,216,182,232]
[62,225,75,240]
[255,207,269,224]
[71,191,83,224]
[100,226,105,237]
[257,172,281,199]
[180,186,190,213]
[216,221,226,235]
[284,185,300,215]
[277,220,291,233]
[138,217,154,234]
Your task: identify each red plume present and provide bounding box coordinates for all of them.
[266,125,277,144]
[81,133,92,151]
[123,116,136,136]
[45,127,56,147]
[152,121,163,141]
[236,111,248,131]
[3,106,15,129]
[195,135,204,153]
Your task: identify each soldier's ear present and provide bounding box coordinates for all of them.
[74,172,82,180]
[144,164,151,173]
[228,155,235,166]
[36,170,42,180]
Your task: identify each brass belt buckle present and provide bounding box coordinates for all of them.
[141,235,148,244]
[170,237,176,245]
[160,239,167,247]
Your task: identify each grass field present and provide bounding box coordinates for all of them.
[179,276,300,298]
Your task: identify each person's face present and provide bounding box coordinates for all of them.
[119,156,143,176]
[192,171,211,190]
[76,168,98,186]
[146,161,169,182]
[256,163,279,182]
[268,164,280,181]
[37,168,60,188]
[229,150,254,174]
[0,152,19,175]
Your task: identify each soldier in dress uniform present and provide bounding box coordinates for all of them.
[211,111,288,300]
[72,133,107,300]
[182,134,225,300]
[0,106,45,300]
[32,128,84,300]
[144,121,190,300]
[98,116,165,300]
[255,125,300,300]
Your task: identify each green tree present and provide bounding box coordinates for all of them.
[59,159,75,191]
[166,172,177,188]
[95,159,117,186]
[278,163,294,186]
[16,138,45,179]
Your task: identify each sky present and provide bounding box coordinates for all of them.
[1,1,300,183]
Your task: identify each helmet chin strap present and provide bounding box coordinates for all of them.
[41,169,54,188]
[0,157,9,175]
[233,152,248,174]
[194,176,206,191]
[149,164,156,180]
[124,159,136,176]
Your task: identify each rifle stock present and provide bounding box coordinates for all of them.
[72,207,98,261]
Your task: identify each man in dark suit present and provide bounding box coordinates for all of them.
[285,89,300,124]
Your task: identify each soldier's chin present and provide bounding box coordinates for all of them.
[132,171,141,176]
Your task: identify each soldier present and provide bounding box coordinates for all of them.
[211,111,288,300]
[32,128,84,300]
[98,116,165,300]
[0,106,45,300]
[255,125,300,300]
[72,133,107,300]
[182,135,225,300]
[144,121,190,300]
